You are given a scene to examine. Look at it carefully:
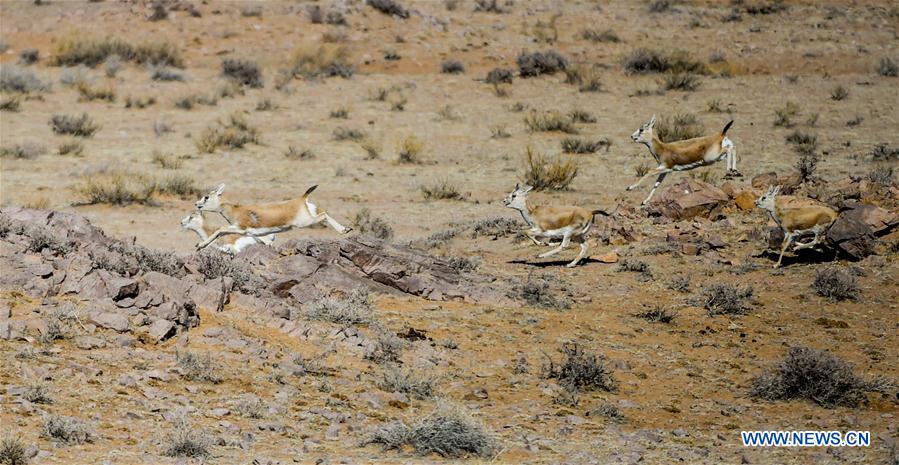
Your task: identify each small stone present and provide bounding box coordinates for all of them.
[597,251,619,263]
[209,408,230,418]
[74,336,106,350]
[325,423,340,440]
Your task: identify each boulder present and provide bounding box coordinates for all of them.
[826,204,898,260]
[645,179,729,220]
[89,312,130,332]
[145,319,176,343]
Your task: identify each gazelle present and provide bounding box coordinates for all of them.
[755,185,838,268]
[181,210,275,255]
[193,184,351,250]
[628,115,738,205]
[503,183,611,268]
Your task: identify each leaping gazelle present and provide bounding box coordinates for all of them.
[504,183,612,268]
[193,184,352,250]
[755,185,838,268]
[628,116,738,205]
[181,210,275,255]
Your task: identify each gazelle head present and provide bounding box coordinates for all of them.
[195,184,226,212]
[755,185,782,212]
[630,115,656,145]
[180,210,205,232]
[503,183,533,210]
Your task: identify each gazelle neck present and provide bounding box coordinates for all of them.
[514,199,538,228]
[643,134,664,163]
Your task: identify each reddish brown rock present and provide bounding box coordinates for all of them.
[646,179,729,220]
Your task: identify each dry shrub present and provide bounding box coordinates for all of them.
[18,48,39,65]
[0,96,20,112]
[750,346,874,407]
[397,135,424,164]
[289,43,353,79]
[125,95,157,109]
[636,306,677,324]
[0,65,50,93]
[41,415,91,444]
[830,85,849,101]
[485,67,513,84]
[163,419,210,458]
[421,179,464,201]
[333,126,366,141]
[441,59,465,74]
[1,143,46,160]
[522,147,577,191]
[177,352,223,383]
[561,137,611,154]
[773,101,800,127]
[50,113,99,137]
[195,112,259,153]
[512,275,571,309]
[543,342,617,393]
[152,151,182,169]
[380,364,435,399]
[876,57,897,77]
[222,58,262,88]
[306,290,372,325]
[702,283,753,316]
[524,110,577,134]
[75,81,115,102]
[474,0,506,13]
[284,146,314,160]
[580,28,620,43]
[662,73,700,91]
[622,48,706,75]
[517,50,568,77]
[813,268,860,301]
[150,65,184,82]
[57,140,84,156]
[364,403,497,458]
[785,130,817,155]
[352,208,394,240]
[367,0,409,18]
[527,13,559,44]
[654,113,705,142]
[360,140,381,159]
[53,35,183,68]
[0,436,29,465]
[308,5,346,25]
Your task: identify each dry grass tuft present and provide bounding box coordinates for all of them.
[75,81,116,102]
[222,58,262,88]
[524,110,578,134]
[522,147,578,191]
[421,179,464,201]
[53,35,183,68]
[654,113,705,142]
[397,135,425,164]
[195,112,259,153]
[50,113,99,137]
[622,48,706,75]
[289,43,353,79]
[517,50,568,77]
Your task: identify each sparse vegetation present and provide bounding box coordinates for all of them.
[522,147,578,191]
[876,57,898,77]
[421,179,464,201]
[667,275,691,293]
[517,50,569,77]
[360,140,381,159]
[306,290,373,325]
[474,0,506,13]
[50,113,99,137]
[0,65,50,93]
[177,351,224,384]
[195,112,259,152]
[52,35,183,68]
[774,101,800,127]
[397,135,425,164]
[75,81,116,102]
[0,96,20,112]
[364,403,496,458]
[813,268,860,301]
[441,59,465,74]
[125,95,157,109]
[150,65,184,82]
[18,49,39,65]
[255,98,278,111]
[308,5,346,25]
[333,127,366,141]
[163,419,210,458]
[750,346,874,407]
[662,73,700,91]
[284,146,314,160]
[866,166,895,186]
[222,58,262,88]
[702,283,753,316]
[364,326,406,364]
[561,137,611,154]
[490,124,510,139]
[830,85,849,101]
[485,67,514,84]
[367,0,409,18]
[622,48,706,75]
[0,436,29,465]
[580,28,620,43]
[544,342,616,393]
[380,364,435,399]
[352,208,394,240]
[1,143,47,160]
[567,108,596,124]
[636,306,677,324]
[512,276,571,309]
[152,151,183,169]
[41,415,91,444]
[329,106,349,119]
[57,140,84,156]
[785,130,817,156]
[524,110,578,134]
[654,113,705,142]
[616,259,653,281]
[289,43,353,79]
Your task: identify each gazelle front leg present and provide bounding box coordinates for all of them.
[775,231,795,268]
[627,166,666,191]
[315,213,352,234]
[538,234,571,259]
[641,171,670,205]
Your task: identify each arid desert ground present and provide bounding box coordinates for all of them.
[1,0,898,464]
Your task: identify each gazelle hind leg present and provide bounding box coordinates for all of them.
[567,241,589,268]
[538,234,571,259]
[628,166,665,191]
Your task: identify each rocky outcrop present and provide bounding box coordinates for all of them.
[645,179,729,220]
[0,208,514,342]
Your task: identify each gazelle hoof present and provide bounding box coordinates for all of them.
[565,262,578,268]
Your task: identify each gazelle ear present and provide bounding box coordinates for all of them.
[514,182,520,191]
[214,184,226,195]
[522,184,534,193]
[773,185,782,195]
[648,115,656,127]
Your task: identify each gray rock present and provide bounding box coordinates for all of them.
[90,312,130,332]
[74,336,106,350]
[146,319,175,343]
